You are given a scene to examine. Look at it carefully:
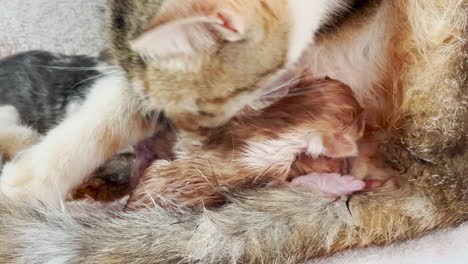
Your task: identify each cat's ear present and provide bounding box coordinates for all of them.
[130,9,245,58]
[322,134,359,158]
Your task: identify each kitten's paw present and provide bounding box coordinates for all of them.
[0,105,20,126]
[290,173,365,198]
[0,151,63,206]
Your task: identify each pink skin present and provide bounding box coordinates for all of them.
[290,173,365,198]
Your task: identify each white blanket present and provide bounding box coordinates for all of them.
[313,223,468,264]
[1,1,466,263]
[0,0,105,57]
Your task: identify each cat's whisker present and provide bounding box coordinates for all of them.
[260,74,315,96]
[261,70,304,94]
[37,65,119,71]
[263,68,356,97]
[153,111,161,128]
[195,168,211,185]
[140,183,160,209]
[71,70,119,88]
[258,74,333,100]
[146,110,161,131]
[269,73,325,90]
[263,80,346,100]
[260,91,320,100]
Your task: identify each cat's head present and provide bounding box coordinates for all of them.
[108,0,348,130]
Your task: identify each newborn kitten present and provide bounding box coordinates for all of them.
[127,78,367,210]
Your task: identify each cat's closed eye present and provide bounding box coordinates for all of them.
[109,0,293,129]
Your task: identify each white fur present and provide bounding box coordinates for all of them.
[250,68,299,110]
[0,106,40,174]
[0,71,152,207]
[0,105,21,126]
[287,0,345,66]
[240,131,324,170]
[65,100,82,117]
[280,0,389,105]
[0,106,38,147]
[306,134,326,157]
[18,226,79,264]
[302,9,391,103]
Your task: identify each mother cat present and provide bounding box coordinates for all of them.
[0,0,467,263]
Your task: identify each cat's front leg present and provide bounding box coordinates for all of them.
[0,75,153,207]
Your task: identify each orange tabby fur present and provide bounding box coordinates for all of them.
[127,78,391,209]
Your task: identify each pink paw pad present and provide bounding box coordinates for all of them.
[290,173,365,198]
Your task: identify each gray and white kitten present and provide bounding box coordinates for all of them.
[0,51,134,196]
[0,50,109,133]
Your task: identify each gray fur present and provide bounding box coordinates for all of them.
[0,189,351,264]
[0,51,106,133]
[0,181,464,264]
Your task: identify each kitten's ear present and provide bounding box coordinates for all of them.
[354,112,367,138]
[322,134,359,158]
[130,9,245,58]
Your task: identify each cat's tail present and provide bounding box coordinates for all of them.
[2,190,330,264]
[0,194,193,263]
[0,183,464,264]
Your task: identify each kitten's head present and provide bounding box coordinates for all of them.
[108,0,347,130]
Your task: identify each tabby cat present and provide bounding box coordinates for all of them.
[0,0,466,263]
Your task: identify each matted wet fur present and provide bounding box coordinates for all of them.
[0,0,467,263]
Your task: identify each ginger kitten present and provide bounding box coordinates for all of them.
[127,78,375,210]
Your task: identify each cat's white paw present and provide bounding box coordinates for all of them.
[303,133,326,158]
[0,149,64,207]
[0,105,20,126]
